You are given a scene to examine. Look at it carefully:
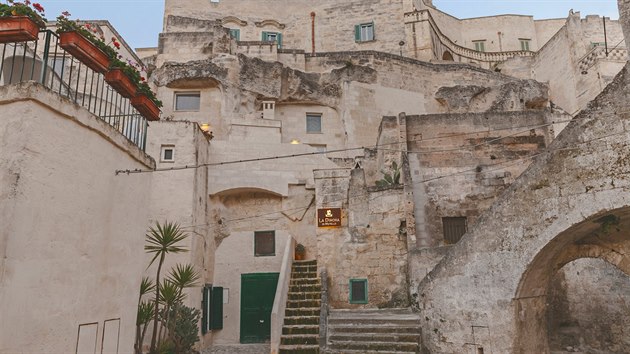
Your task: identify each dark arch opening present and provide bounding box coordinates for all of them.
[514,208,630,353]
[442,51,454,61]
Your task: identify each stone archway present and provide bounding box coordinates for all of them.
[513,208,630,353]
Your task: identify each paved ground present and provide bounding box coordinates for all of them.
[203,343,270,354]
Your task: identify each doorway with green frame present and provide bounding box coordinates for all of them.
[240,273,279,343]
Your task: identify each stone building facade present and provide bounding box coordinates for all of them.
[2,0,629,353]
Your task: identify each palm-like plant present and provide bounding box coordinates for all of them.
[167,264,200,298]
[135,277,155,354]
[145,221,188,354]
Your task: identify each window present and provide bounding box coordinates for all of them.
[473,40,486,52]
[175,92,200,111]
[519,39,531,51]
[306,113,322,133]
[160,145,175,162]
[254,231,275,256]
[262,31,282,48]
[442,217,467,244]
[229,28,240,40]
[349,279,368,304]
[355,22,375,42]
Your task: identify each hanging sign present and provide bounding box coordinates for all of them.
[317,208,342,227]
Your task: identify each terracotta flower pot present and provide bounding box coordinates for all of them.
[105,68,137,98]
[0,16,39,43]
[131,93,161,121]
[59,31,110,73]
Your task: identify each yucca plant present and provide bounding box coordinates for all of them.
[145,221,189,354]
[136,301,155,354]
[135,277,155,354]
[376,160,401,187]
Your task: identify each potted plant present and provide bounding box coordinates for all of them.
[0,0,47,43]
[131,80,162,121]
[105,57,141,98]
[295,243,306,261]
[56,12,115,73]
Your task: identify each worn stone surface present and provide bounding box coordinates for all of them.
[417,62,630,353]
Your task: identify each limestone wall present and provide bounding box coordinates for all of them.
[0,83,153,354]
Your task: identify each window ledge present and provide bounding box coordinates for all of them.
[356,39,376,44]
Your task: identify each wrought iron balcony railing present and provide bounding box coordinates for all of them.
[0,30,148,151]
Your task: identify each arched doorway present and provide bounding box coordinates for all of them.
[442,51,454,61]
[514,208,630,353]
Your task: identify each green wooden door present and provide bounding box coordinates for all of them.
[240,273,279,343]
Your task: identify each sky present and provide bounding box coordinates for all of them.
[36,0,619,50]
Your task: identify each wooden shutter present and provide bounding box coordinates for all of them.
[276,33,283,49]
[262,31,268,41]
[354,25,361,41]
[370,22,375,40]
[211,286,224,329]
[442,217,467,244]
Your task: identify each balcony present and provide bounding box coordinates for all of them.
[0,30,148,150]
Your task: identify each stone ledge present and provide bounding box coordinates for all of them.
[0,81,155,169]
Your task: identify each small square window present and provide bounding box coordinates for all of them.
[229,29,240,40]
[349,279,368,304]
[161,145,175,162]
[473,40,486,52]
[262,31,282,48]
[442,217,467,244]
[519,39,531,51]
[254,231,275,257]
[175,92,200,111]
[355,22,374,42]
[306,114,322,133]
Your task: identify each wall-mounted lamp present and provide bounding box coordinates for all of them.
[200,123,211,132]
[290,139,300,144]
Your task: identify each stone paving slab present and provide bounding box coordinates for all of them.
[203,343,270,354]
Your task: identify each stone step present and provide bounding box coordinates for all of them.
[288,291,320,300]
[325,350,415,354]
[281,334,319,345]
[284,316,320,325]
[286,308,321,317]
[328,308,418,318]
[328,340,419,352]
[330,325,419,334]
[293,259,317,266]
[278,344,319,354]
[290,284,322,293]
[287,299,321,308]
[292,265,318,273]
[291,272,318,280]
[290,279,321,287]
[282,325,320,335]
[329,332,420,343]
[328,317,420,327]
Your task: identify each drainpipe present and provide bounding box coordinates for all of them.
[311,12,316,54]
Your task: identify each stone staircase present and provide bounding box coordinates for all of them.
[279,259,321,354]
[326,308,422,353]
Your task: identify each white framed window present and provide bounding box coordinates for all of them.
[355,22,375,42]
[262,31,282,48]
[229,28,240,40]
[306,113,322,133]
[174,92,200,111]
[160,145,175,162]
[519,39,531,51]
[473,40,486,52]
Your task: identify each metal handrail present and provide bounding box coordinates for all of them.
[0,30,148,151]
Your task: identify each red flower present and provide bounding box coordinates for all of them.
[32,3,44,12]
[24,0,30,5]
[113,41,120,49]
[140,77,146,81]
[61,11,71,17]
[84,23,91,29]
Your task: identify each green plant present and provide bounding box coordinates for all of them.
[56,13,119,60]
[145,221,189,354]
[136,81,163,108]
[295,243,305,254]
[0,0,47,28]
[135,277,155,354]
[167,304,201,354]
[376,161,401,188]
